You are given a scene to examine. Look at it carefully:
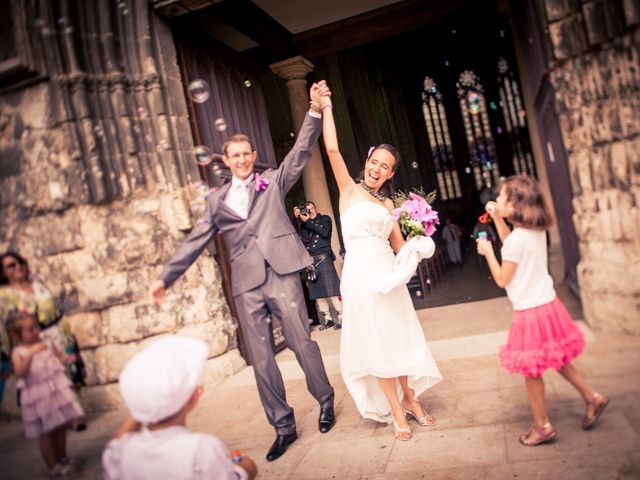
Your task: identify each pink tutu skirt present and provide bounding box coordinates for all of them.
[499,297,585,378]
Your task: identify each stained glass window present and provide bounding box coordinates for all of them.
[497,57,535,175]
[421,76,461,200]
[456,70,500,190]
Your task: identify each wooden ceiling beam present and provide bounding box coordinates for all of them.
[207,0,295,57]
[293,0,479,60]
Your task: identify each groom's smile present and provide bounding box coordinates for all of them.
[223,141,257,180]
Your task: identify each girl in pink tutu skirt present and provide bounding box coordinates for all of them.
[8,311,84,476]
[476,174,609,446]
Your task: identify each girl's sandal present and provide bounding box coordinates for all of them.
[582,392,610,430]
[392,419,412,441]
[518,422,557,446]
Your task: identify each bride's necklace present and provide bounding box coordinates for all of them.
[359,181,386,202]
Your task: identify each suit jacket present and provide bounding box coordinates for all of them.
[160,113,321,296]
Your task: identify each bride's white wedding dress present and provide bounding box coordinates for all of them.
[339,201,443,423]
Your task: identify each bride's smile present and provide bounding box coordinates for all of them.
[364,149,396,191]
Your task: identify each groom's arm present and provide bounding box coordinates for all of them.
[159,200,219,289]
[276,112,322,193]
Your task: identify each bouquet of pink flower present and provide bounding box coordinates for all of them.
[391,189,439,238]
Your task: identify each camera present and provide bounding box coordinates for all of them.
[297,204,309,216]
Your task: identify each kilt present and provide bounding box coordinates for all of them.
[307,253,341,300]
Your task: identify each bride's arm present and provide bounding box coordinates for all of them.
[318,95,355,194]
[386,198,406,253]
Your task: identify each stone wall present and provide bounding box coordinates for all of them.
[543,0,640,333]
[0,1,243,413]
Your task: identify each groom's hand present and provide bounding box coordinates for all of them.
[149,279,166,305]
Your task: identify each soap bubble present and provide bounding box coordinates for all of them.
[464,167,472,174]
[188,79,210,103]
[193,145,212,166]
[416,290,422,297]
[467,92,481,115]
[411,161,419,169]
[118,1,129,14]
[214,118,227,132]
[244,79,252,88]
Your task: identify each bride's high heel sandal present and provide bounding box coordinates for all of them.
[392,418,412,441]
[403,406,437,427]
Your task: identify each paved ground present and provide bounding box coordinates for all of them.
[1,291,639,479]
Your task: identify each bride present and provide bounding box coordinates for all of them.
[316,90,443,440]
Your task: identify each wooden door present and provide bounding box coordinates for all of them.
[173,30,286,363]
[536,81,580,292]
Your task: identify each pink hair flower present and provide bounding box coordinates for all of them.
[255,173,269,192]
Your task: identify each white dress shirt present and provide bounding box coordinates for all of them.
[225,175,253,219]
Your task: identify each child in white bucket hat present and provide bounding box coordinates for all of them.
[102,335,257,479]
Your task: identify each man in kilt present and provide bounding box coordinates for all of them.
[294,202,342,330]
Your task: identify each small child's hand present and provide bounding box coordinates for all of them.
[32,342,48,354]
[476,238,492,257]
[485,201,500,217]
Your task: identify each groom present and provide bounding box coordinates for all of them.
[149,81,336,461]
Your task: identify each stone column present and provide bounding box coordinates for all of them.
[270,56,342,271]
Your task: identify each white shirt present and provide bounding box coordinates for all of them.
[225,175,253,219]
[102,426,247,480]
[501,228,556,310]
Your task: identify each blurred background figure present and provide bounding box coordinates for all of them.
[0,252,87,431]
[294,202,342,330]
[442,219,462,265]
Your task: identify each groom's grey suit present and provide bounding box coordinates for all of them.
[159,113,334,435]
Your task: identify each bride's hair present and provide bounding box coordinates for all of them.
[356,144,399,198]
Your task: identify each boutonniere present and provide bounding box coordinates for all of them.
[255,173,270,192]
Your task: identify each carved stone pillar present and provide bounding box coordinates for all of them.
[270,56,342,268]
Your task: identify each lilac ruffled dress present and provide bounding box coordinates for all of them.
[14,343,84,438]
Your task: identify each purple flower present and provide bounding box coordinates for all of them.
[255,173,269,191]
[392,191,439,237]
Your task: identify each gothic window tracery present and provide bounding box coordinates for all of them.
[497,57,535,176]
[456,70,500,190]
[421,76,461,200]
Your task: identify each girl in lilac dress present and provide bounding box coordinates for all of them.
[8,311,83,476]
[477,175,609,446]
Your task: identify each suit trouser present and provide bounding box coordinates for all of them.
[234,267,335,435]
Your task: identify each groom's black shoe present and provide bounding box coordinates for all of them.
[266,431,297,462]
[318,405,336,433]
